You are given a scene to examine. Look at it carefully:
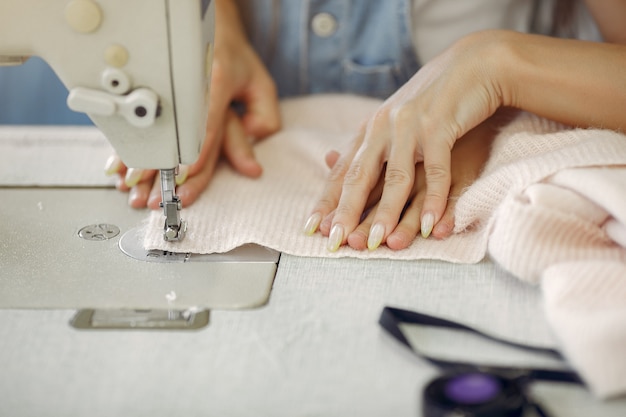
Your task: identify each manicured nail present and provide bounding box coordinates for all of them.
[367,223,385,251]
[327,224,344,252]
[125,168,143,187]
[176,164,190,186]
[303,212,322,236]
[104,154,122,176]
[421,212,434,238]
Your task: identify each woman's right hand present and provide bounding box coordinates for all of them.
[108,0,281,209]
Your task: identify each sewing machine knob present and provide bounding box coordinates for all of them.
[118,88,159,128]
[101,68,131,94]
[67,88,115,116]
[65,0,102,34]
[67,87,159,128]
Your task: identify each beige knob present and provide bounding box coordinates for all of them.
[104,44,129,68]
[65,0,102,34]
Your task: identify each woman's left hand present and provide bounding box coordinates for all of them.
[307,110,508,251]
[303,31,511,251]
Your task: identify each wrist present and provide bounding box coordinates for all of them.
[448,30,519,113]
[215,0,249,45]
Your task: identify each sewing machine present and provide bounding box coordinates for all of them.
[0,0,214,242]
[0,0,279,329]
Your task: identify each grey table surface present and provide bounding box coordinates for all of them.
[1,252,625,417]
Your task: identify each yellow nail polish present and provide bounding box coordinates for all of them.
[421,212,434,238]
[303,212,322,236]
[175,165,189,186]
[104,154,122,176]
[125,168,143,187]
[327,224,344,252]
[367,223,385,251]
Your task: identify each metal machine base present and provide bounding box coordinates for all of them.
[0,189,280,317]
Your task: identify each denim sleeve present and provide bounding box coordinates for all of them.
[237,0,420,99]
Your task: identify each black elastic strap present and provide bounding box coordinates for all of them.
[378,306,583,385]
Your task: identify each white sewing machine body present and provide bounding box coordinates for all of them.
[0,0,213,169]
[0,0,279,323]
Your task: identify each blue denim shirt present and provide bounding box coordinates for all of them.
[1,0,419,124]
[0,57,92,125]
[237,0,420,99]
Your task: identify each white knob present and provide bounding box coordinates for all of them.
[67,87,159,128]
[101,67,131,94]
[117,88,159,128]
[67,87,115,116]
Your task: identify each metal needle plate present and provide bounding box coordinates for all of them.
[118,226,279,263]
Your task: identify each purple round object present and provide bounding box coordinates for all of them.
[443,373,501,405]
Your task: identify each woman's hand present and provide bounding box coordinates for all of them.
[308,113,502,250]
[305,31,508,251]
[107,0,281,209]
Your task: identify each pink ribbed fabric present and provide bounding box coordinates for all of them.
[485,167,626,398]
[543,261,626,398]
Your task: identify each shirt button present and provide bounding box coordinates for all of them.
[311,12,338,38]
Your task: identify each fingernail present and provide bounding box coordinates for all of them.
[104,154,122,176]
[421,212,434,238]
[303,212,322,236]
[327,224,344,252]
[367,223,385,251]
[176,164,190,186]
[125,168,143,188]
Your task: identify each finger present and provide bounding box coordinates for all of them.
[147,174,163,210]
[176,164,190,186]
[128,180,154,209]
[124,168,157,188]
[318,170,385,237]
[347,207,377,251]
[431,194,456,239]
[303,130,365,237]
[312,150,341,236]
[317,209,335,237]
[205,64,237,148]
[104,153,123,176]
[365,103,424,250]
[365,148,416,250]
[327,134,387,251]
[419,142,452,238]
[222,109,263,178]
[384,161,426,250]
[127,170,157,208]
[240,65,281,138]
[172,134,223,208]
[385,193,422,250]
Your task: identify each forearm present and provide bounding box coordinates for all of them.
[494,30,626,130]
[215,0,250,49]
[583,0,626,44]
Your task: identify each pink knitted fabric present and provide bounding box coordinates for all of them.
[458,113,626,398]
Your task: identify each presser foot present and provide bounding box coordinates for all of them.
[163,215,186,242]
[159,168,186,242]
